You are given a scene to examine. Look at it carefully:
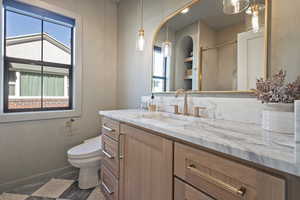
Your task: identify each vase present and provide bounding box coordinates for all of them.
[262,103,295,134]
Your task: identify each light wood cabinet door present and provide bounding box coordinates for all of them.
[119,124,173,200]
[174,142,286,200]
[174,178,214,200]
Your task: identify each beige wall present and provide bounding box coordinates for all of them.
[199,21,218,91]
[117,0,300,108]
[216,23,245,91]
[270,0,300,82]
[117,0,192,108]
[0,0,117,191]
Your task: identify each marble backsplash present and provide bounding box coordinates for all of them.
[141,96,265,125]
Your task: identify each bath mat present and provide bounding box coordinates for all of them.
[86,187,105,200]
[32,178,74,198]
[0,193,29,200]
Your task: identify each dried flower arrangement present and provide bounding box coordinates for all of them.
[255,70,300,104]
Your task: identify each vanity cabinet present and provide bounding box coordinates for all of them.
[100,117,287,200]
[119,124,173,200]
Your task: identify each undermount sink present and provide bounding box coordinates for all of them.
[135,112,196,127]
[135,111,264,138]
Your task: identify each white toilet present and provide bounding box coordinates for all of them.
[67,136,103,189]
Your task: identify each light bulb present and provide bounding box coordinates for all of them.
[181,8,190,14]
[246,4,263,33]
[137,29,145,51]
[252,11,260,32]
[162,41,172,57]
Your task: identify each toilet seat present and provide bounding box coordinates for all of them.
[68,137,103,159]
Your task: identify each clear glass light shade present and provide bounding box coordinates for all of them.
[162,41,172,57]
[223,0,250,14]
[136,29,145,51]
[251,11,260,32]
[246,4,264,33]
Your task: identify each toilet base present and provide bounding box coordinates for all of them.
[78,166,100,189]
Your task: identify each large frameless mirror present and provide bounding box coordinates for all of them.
[152,0,270,93]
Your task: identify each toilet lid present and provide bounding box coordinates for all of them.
[68,136,103,159]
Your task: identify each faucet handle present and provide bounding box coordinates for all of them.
[193,106,206,118]
[169,105,179,114]
[175,89,186,97]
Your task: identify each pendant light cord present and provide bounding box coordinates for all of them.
[166,24,169,41]
[140,0,144,29]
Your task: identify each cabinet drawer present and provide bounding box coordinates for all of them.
[174,142,285,200]
[102,134,119,178]
[102,117,120,141]
[101,165,119,200]
[174,178,214,200]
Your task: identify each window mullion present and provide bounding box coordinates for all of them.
[3,10,9,112]
[41,20,44,109]
[69,27,74,109]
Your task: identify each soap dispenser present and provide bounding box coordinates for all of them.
[148,94,157,112]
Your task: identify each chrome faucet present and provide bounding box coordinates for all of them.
[175,89,189,116]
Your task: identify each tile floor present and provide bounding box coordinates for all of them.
[0,172,105,200]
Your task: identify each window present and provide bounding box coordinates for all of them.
[152,46,167,92]
[3,0,75,112]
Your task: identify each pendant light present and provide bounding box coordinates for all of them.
[162,24,172,58]
[223,0,250,15]
[136,0,145,51]
[246,1,265,33]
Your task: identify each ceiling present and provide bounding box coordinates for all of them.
[167,0,246,32]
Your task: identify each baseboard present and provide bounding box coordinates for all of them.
[0,165,77,193]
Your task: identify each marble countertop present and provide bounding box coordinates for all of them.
[99,109,300,177]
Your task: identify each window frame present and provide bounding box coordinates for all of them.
[152,46,167,92]
[3,7,74,113]
[0,0,83,123]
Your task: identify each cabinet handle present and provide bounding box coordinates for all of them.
[102,125,114,132]
[187,164,246,197]
[101,182,114,195]
[118,133,125,160]
[102,149,114,159]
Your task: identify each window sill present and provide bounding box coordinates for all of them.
[0,109,81,123]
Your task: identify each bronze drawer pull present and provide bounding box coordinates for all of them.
[103,125,114,132]
[187,164,246,197]
[102,149,115,159]
[101,182,114,195]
